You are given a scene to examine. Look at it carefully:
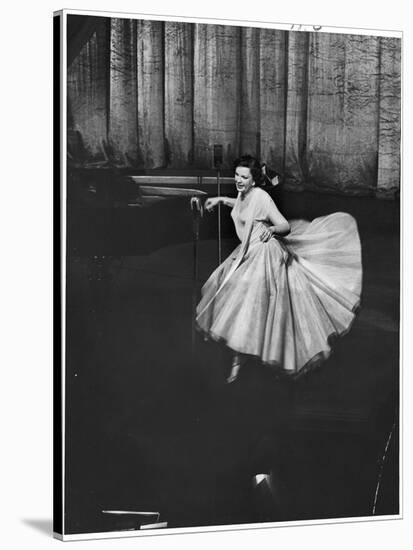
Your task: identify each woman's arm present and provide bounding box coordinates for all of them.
[221,197,236,208]
[205,196,236,211]
[259,193,290,241]
[268,219,290,237]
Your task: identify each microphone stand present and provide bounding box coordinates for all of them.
[190,196,203,355]
[217,165,222,265]
[213,144,223,266]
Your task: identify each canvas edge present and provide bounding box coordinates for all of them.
[55,6,403,541]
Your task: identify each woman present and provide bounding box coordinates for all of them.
[196,155,362,383]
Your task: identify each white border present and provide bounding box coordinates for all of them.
[56,7,402,540]
[399,16,404,523]
[61,9,67,537]
[56,515,402,542]
[57,8,402,38]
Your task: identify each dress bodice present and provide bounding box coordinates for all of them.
[231,188,273,244]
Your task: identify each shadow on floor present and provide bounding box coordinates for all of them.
[21,519,53,537]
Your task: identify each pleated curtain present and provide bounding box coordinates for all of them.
[67,18,401,197]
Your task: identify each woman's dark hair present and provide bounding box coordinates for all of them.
[233,154,282,187]
[233,154,263,186]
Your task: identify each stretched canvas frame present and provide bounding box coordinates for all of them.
[54,8,402,541]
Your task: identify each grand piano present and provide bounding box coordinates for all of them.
[66,167,244,258]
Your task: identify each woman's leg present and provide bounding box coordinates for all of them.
[227,353,244,383]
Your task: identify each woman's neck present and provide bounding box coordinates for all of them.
[239,186,255,201]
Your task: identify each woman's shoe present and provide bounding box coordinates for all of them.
[227,359,242,383]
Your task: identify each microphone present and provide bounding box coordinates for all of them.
[213,144,223,169]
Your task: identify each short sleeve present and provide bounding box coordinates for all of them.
[253,188,280,221]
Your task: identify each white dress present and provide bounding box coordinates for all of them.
[196,187,362,377]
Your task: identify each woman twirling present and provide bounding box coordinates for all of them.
[196,155,362,383]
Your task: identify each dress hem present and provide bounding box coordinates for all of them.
[195,297,360,380]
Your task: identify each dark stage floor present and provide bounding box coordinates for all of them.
[64,191,400,534]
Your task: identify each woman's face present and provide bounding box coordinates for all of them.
[235,166,254,196]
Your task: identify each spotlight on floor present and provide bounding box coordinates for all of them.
[252,473,281,522]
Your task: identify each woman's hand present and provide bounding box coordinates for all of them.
[260,226,275,242]
[205,197,221,212]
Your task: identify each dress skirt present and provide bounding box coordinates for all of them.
[196,202,362,377]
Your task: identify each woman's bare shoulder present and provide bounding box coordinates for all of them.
[253,187,274,204]
[253,186,268,198]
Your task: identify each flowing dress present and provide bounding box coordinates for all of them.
[196,187,362,377]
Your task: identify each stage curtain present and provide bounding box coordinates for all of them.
[164,22,194,167]
[377,37,401,196]
[67,18,109,159]
[306,33,381,194]
[284,32,310,189]
[239,27,260,156]
[67,19,401,197]
[108,18,138,165]
[259,29,287,174]
[136,20,165,168]
[193,24,241,168]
